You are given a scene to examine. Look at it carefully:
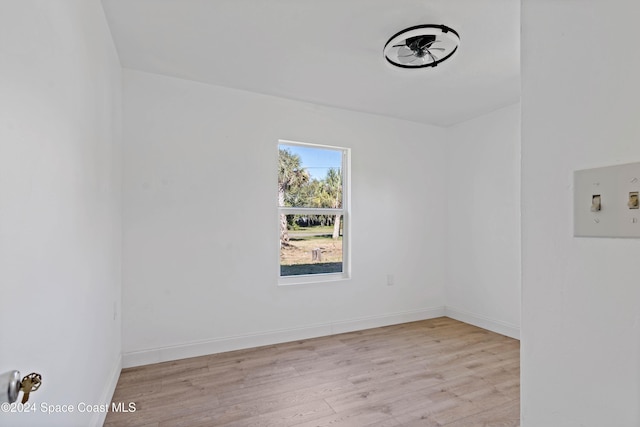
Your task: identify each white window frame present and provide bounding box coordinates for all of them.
[278,139,351,286]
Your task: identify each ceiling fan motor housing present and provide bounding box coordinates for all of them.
[406,35,436,54]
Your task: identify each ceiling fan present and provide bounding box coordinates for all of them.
[384,24,460,69]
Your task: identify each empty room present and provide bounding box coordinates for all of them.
[1,1,639,426]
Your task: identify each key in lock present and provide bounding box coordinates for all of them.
[0,371,43,404]
[20,373,42,403]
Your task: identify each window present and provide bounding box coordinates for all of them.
[278,140,350,284]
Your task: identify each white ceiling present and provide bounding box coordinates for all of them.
[101,0,520,127]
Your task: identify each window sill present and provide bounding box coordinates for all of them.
[278,272,351,287]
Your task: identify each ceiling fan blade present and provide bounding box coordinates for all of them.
[418,39,437,49]
[426,50,439,63]
[428,47,446,51]
[398,55,417,64]
[397,46,417,64]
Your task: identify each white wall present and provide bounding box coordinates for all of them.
[446,104,521,338]
[522,1,640,426]
[122,69,447,366]
[0,1,122,426]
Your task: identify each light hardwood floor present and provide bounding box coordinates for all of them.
[105,317,520,426]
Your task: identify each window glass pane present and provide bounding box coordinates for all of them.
[280,214,343,276]
[278,144,342,209]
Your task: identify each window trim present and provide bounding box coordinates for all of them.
[277,139,351,286]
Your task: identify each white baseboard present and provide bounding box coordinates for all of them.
[122,306,446,368]
[92,353,122,427]
[445,306,520,340]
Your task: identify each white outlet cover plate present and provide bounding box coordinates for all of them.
[574,162,640,238]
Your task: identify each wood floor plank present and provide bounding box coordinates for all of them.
[216,399,336,427]
[440,399,520,427]
[292,404,398,427]
[105,318,520,427]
